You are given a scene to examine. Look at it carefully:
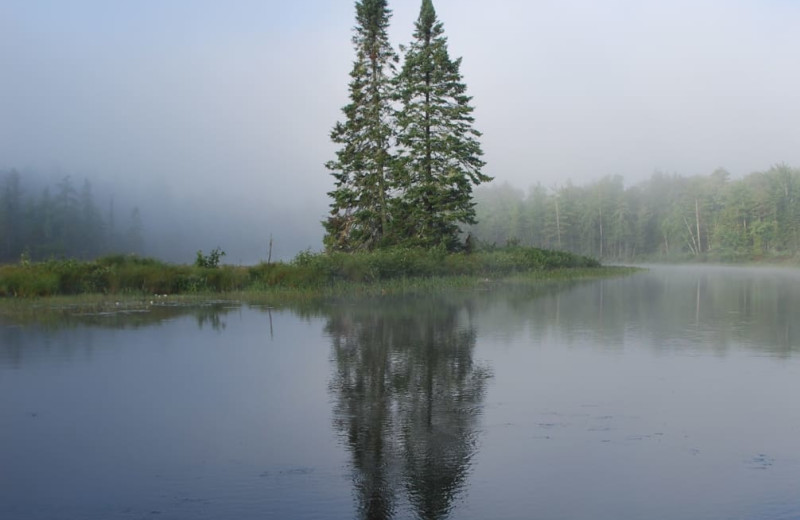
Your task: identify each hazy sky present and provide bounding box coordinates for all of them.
[3,0,800,258]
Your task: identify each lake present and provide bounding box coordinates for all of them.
[2,265,800,519]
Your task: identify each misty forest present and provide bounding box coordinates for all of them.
[5,162,800,266]
[471,163,800,261]
[0,171,143,263]
[2,0,800,268]
[0,0,606,300]
[5,1,800,520]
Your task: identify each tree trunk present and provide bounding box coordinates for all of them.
[555,198,561,249]
[598,206,604,258]
[683,215,699,255]
[695,198,702,254]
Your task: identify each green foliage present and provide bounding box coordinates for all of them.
[247,246,599,289]
[0,253,252,297]
[325,0,490,253]
[0,264,59,297]
[470,164,800,262]
[324,0,398,251]
[393,0,490,250]
[0,247,600,298]
[194,247,226,269]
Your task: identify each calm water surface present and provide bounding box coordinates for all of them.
[2,265,800,519]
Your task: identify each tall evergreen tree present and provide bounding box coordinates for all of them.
[324,0,398,251]
[395,0,490,250]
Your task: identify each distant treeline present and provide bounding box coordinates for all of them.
[0,170,144,262]
[470,164,800,261]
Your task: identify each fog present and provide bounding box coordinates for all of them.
[2,0,800,262]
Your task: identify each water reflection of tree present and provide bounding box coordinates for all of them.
[326,297,490,520]
[195,305,228,331]
[471,270,800,357]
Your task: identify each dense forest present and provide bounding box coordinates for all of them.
[470,164,800,261]
[0,170,144,262]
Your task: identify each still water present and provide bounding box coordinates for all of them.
[2,265,800,519]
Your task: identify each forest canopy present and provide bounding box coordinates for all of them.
[469,164,800,261]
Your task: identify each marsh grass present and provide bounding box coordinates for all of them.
[0,265,639,323]
[0,246,613,302]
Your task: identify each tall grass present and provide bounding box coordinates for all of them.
[0,246,602,298]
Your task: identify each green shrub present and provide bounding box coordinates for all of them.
[0,265,58,297]
[195,247,226,269]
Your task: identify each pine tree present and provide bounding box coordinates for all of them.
[395,0,490,250]
[324,0,398,251]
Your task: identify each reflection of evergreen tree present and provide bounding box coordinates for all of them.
[195,306,227,331]
[326,297,489,520]
[398,318,482,520]
[329,309,401,520]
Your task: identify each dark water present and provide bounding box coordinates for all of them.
[2,266,800,519]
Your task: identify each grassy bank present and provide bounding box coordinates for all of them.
[0,266,640,327]
[0,246,607,299]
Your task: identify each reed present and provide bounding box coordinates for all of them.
[0,246,610,299]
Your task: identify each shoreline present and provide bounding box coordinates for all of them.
[0,266,639,320]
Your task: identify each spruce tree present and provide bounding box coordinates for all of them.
[395,0,490,250]
[324,0,398,251]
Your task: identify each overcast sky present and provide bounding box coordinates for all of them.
[2,0,800,257]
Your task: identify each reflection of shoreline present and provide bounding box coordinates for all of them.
[0,301,237,330]
[466,269,800,356]
[0,303,238,367]
[326,298,491,520]
[3,265,795,368]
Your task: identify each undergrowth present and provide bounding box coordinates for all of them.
[0,246,603,298]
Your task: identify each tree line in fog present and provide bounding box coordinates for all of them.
[5,164,800,264]
[469,164,800,261]
[0,170,144,262]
